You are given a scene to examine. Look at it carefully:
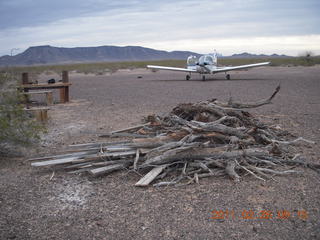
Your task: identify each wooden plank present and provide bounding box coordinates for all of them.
[81,150,136,162]
[68,168,96,174]
[31,157,79,167]
[100,132,151,138]
[104,150,136,157]
[24,107,50,111]
[22,90,53,94]
[56,151,136,165]
[62,146,133,153]
[64,162,93,169]
[26,150,97,161]
[21,91,53,105]
[21,83,72,88]
[89,163,126,176]
[69,140,131,148]
[105,146,134,152]
[91,159,133,166]
[135,165,167,187]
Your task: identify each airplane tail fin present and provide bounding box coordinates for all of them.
[213,49,218,65]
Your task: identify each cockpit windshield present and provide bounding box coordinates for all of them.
[198,55,215,65]
[205,55,214,64]
[187,55,198,66]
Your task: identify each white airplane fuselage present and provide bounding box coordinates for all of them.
[186,54,218,74]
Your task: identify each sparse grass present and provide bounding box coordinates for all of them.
[1,60,186,76]
[1,57,319,76]
[219,57,320,67]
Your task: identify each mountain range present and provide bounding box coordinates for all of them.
[0,45,290,66]
[225,52,289,58]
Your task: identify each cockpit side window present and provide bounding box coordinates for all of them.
[187,55,198,66]
[198,56,205,65]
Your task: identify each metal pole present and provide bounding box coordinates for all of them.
[10,48,19,56]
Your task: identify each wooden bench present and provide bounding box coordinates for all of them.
[20,71,71,103]
[22,90,53,105]
[24,107,50,122]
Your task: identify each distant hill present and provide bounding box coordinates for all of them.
[225,52,291,58]
[0,45,292,66]
[0,45,201,66]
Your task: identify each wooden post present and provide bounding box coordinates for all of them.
[46,92,53,105]
[22,72,29,102]
[64,86,69,102]
[60,70,69,103]
[60,88,66,103]
[22,72,29,85]
[62,70,69,83]
[34,109,48,122]
[24,107,49,123]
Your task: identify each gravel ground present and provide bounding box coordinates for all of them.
[1,66,320,240]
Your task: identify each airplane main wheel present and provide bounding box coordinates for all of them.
[226,74,231,80]
[202,75,206,81]
[186,75,190,80]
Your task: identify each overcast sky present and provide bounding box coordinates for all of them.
[0,0,319,56]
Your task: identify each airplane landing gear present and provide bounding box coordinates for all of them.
[226,74,231,80]
[186,75,190,80]
[202,75,206,81]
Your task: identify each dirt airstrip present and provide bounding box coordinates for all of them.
[1,66,320,239]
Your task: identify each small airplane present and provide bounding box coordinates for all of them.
[147,51,270,81]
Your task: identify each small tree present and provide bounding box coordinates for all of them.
[0,71,43,154]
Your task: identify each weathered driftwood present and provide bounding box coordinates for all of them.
[99,132,151,138]
[214,84,281,109]
[225,160,240,182]
[30,85,318,187]
[144,147,269,166]
[133,149,140,170]
[110,123,151,134]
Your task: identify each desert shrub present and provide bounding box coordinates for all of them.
[299,51,315,66]
[0,72,43,154]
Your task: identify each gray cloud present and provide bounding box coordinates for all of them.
[0,0,319,56]
[0,0,131,29]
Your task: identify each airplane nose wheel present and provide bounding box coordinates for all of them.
[186,75,190,81]
[226,74,231,80]
[202,75,206,81]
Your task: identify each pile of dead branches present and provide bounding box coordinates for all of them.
[29,85,318,186]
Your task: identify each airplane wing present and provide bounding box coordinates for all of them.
[147,65,197,73]
[212,62,270,73]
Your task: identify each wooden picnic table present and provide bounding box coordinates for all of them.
[19,71,72,103]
